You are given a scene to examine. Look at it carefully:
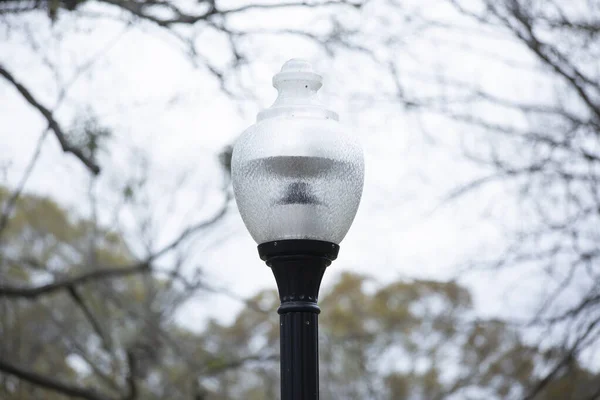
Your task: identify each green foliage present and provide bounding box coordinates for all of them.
[197,271,599,400]
[0,188,597,399]
[0,188,174,398]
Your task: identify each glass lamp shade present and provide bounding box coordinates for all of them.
[231,59,364,245]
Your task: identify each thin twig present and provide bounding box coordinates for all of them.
[0,127,49,236]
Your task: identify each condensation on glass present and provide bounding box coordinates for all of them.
[232,59,365,244]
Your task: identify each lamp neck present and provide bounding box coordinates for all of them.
[260,240,338,400]
[258,240,339,314]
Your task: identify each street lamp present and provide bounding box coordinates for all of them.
[231,59,364,400]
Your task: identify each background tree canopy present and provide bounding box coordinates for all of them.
[1,0,600,399]
[2,187,599,399]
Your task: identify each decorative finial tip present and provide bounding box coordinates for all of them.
[273,58,322,89]
[280,59,314,74]
[258,58,337,121]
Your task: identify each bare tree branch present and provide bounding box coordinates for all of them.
[97,0,361,28]
[523,316,600,400]
[0,63,101,175]
[0,262,151,299]
[451,0,600,121]
[0,187,230,299]
[67,285,111,350]
[123,351,138,400]
[150,191,231,260]
[0,358,111,400]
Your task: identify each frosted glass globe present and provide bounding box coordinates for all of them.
[232,59,364,245]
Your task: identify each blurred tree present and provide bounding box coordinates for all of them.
[0,186,248,399]
[0,1,380,398]
[0,0,370,176]
[1,187,598,399]
[414,1,600,397]
[2,0,600,397]
[197,272,600,400]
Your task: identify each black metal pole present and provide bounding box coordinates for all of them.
[258,240,339,400]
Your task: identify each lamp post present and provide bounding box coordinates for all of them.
[231,59,364,400]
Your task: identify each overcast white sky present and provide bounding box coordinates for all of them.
[0,0,557,333]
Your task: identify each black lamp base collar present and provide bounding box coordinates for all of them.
[258,239,339,314]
